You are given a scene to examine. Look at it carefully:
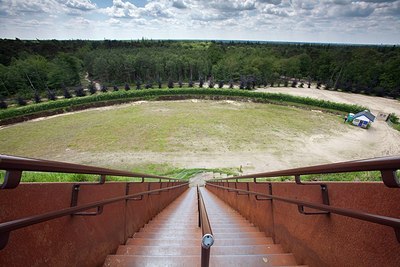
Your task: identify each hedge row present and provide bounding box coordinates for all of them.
[0,88,368,121]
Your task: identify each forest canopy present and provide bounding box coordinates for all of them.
[0,39,399,100]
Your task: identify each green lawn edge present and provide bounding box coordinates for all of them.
[0,88,368,122]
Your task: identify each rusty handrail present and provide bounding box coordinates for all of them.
[209,155,400,188]
[206,183,400,242]
[197,186,214,267]
[0,154,180,189]
[0,182,188,250]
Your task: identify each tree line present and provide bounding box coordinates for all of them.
[0,39,399,107]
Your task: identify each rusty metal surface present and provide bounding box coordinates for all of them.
[207,182,400,267]
[207,183,400,230]
[104,254,299,267]
[106,186,302,267]
[197,187,214,267]
[0,182,187,267]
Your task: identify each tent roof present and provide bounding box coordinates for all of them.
[354,110,375,122]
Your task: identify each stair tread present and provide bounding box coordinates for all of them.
[116,244,285,255]
[133,232,265,238]
[103,187,302,266]
[126,237,275,246]
[104,254,299,267]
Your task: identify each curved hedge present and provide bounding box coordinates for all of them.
[0,88,368,122]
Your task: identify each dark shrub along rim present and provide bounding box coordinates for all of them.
[0,89,367,125]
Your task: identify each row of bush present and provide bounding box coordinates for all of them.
[0,88,368,121]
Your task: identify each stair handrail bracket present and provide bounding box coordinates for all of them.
[197,186,214,267]
[0,154,188,250]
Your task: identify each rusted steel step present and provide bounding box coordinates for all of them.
[133,231,266,239]
[116,244,285,256]
[139,227,201,232]
[126,237,275,246]
[104,187,303,266]
[140,226,260,233]
[104,254,299,266]
[148,220,253,227]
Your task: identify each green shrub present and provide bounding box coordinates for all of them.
[0,99,7,109]
[389,113,399,124]
[0,88,368,121]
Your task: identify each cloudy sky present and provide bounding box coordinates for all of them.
[0,0,399,44]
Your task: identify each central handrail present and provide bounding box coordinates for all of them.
[197,186,214,267]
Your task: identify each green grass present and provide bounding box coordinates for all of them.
[391,123,400,131]
[0,101,349,158]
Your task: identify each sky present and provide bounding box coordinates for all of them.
[0,0,399,44]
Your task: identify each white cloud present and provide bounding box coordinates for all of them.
[107,18,121,25]
[62,0,97,10]
[0,0,399,44]
[172,0,187,9]
[101,0,140,17]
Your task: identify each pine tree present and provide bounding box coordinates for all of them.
[199,77,204,88]
[17,96,27,106]
[0,98,8,109]
[136,79,142,90]
[229,80,234,89]
[47,90,56,101]
[34,92,41,103]
[168,79,174,89]
[75,86,86,97]
[89,83,96,94]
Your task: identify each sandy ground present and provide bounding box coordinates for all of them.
[54,115,399,174]
[256,86,400,115]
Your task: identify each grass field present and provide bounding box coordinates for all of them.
[0,100,343,155]
[0,100,379,181]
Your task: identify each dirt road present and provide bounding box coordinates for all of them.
[256,86,400,115]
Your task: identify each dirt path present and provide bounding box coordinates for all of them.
[256,86,400,115]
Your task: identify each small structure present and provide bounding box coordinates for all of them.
[376,112,389,121]
[350,110,376,129]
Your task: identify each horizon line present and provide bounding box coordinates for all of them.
[1,37,399,47]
